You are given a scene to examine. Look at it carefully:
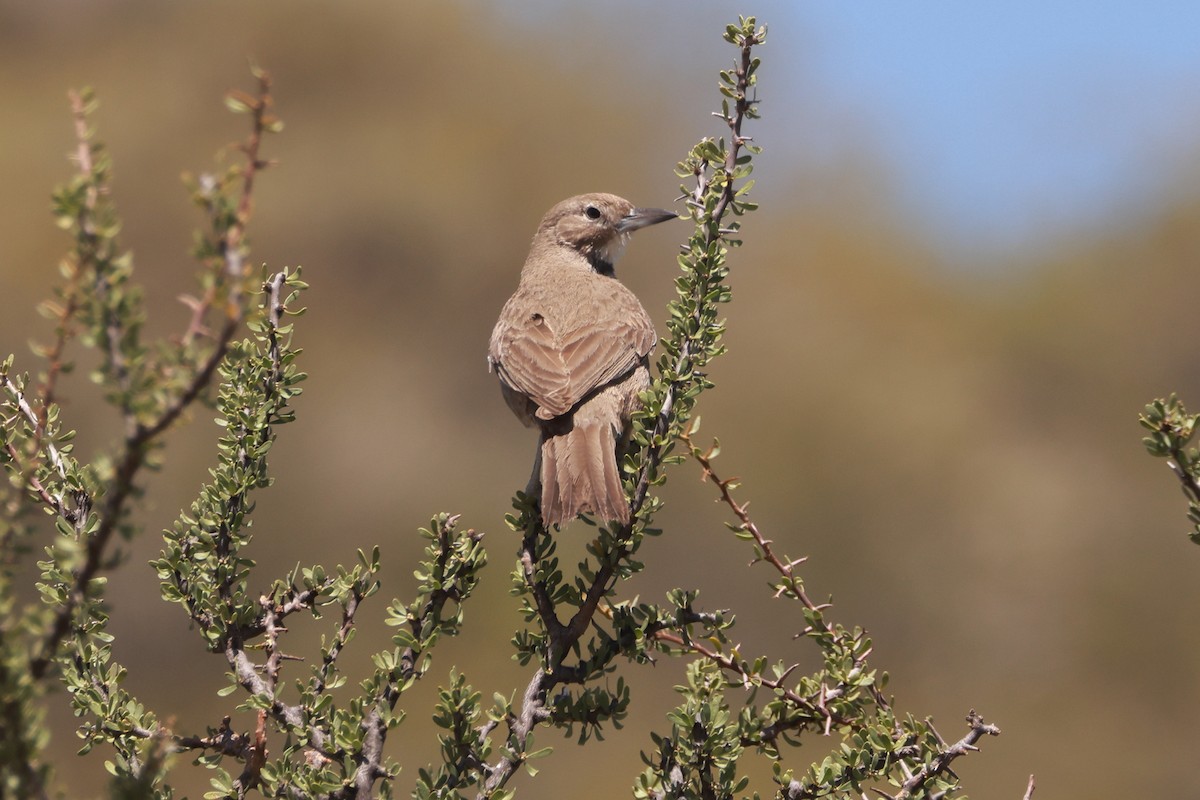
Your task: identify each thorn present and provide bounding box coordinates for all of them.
[775,662,799,683]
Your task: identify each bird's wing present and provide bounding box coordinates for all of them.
[490,301,655,419]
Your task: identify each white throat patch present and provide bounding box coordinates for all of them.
[595,233,629,268]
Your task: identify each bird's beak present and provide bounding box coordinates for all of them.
[617,207,679,233]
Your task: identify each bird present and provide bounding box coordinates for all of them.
[488,193,677,528]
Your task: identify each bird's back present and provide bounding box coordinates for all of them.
[490,248,655,420]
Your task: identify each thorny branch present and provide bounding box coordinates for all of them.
[678,431,874,697]
[681,433,1006,797]
[891,712,1001,800]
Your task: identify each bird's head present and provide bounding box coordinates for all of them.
[537,193,677,276]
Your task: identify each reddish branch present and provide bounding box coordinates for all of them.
[33,260,82,450]
[679,432,835,631]
[182,73,274,348]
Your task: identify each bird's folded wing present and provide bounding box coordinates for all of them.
[491,314,655,419]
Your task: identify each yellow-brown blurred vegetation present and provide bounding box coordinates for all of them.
[3,2,1200,798]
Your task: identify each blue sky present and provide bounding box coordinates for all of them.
[772,2,1200,254]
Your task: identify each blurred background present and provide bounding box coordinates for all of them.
[3,1,1200,797]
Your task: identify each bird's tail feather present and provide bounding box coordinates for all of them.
[539,417,628,527]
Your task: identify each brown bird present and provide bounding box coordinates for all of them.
[489,193,677,527]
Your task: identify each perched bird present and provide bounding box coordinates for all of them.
[489,193,677,527]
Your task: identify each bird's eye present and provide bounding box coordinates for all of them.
[584,205,602,220]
